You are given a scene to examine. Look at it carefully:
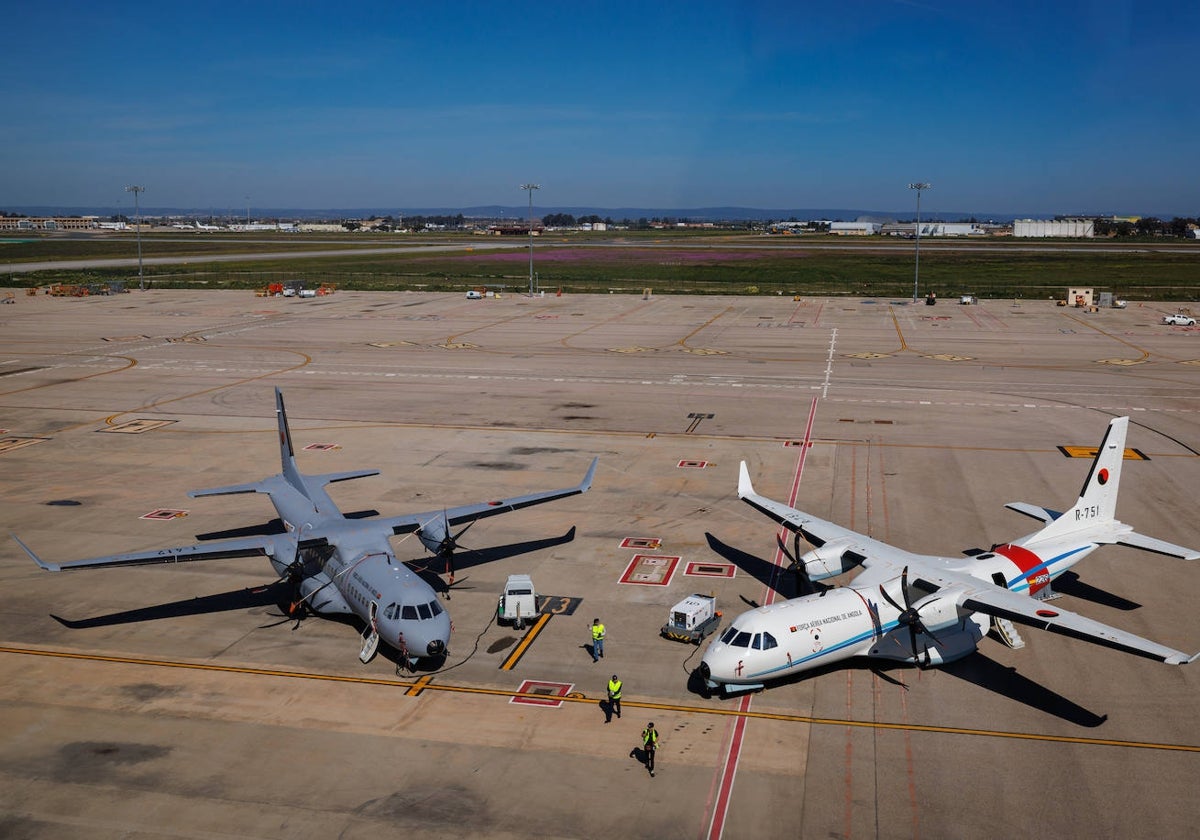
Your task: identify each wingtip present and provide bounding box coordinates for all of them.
[579,457,599,492]
[11,534,60,572]
[737,461,754,498]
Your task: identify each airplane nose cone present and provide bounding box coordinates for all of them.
[426,639,446,657]
[699,661,712,683]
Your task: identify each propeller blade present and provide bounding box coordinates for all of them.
[452,518,477,543]
[878,582,905,614]
[776,533,796,566]
[899,566,912,609]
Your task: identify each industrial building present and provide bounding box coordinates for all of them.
[1013,219,1095,238]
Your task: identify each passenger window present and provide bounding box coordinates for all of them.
[401,605,418,620]
[761,632,778,650]
[732,631,752,648]
[428,600,444,616]
[417,603,432,620]
[720,627,738,644]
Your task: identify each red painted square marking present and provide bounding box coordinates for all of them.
[685,561,736,578]
[303,443,340,451]
[141,509,188,520]
[511,679,574,708]
[619,554,680,586]
[677,460,708,468]
[620,537,661,550]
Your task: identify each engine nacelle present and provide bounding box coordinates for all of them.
[416,519,447,556]
[800,538,861,581]
[299,574,352,615]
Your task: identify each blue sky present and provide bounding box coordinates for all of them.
[3,1,1196,216]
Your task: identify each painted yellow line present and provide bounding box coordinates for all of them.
[406,674,433,697]
[499,613,552,671]
[3,645,1196,753]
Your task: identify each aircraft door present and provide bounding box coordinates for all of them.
[359,601,380,664]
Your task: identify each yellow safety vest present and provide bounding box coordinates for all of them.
[608,679,622,699]
[592,623,606,641]
[642,727,658,748]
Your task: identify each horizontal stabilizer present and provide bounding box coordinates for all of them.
[318,469,380,486]
[1116,531,1200,561]
[1005,502,1062,524]
[190,481,267,498]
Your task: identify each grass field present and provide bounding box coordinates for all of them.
[4,230,1198,299]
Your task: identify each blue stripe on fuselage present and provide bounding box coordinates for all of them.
[1005,544,1091,593]
[743,619,899,681]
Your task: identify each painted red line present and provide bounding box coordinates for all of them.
[706,693,752,840]
[765,395,820,607]
[706,395,821,840]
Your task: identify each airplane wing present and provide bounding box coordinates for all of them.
[959,579,1198,665]
[736,461,908,584]
[380,457,598,536]
[737,461,864,548]
[12,532,308,572]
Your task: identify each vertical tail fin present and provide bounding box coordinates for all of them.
[275,388,307,492]
[1027,416,1128,544]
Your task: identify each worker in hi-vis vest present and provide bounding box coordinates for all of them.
[607,674,622,721]
[591,618,606,662]
[641,722,659,777]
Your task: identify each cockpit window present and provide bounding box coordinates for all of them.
[751,634,763,650]
[428,600,444,616]
[720,627,738,644]
[401,605,418,620]
[417,603,432,620]
[760,632,778,650]
[731,631,752,648]
[384,604,400,620]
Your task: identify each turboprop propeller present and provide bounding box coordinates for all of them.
[876,566,943,666]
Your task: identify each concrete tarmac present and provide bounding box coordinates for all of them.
[1,290,1198,839]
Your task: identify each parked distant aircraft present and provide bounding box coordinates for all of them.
[15,389,597,666]
[700,417,1198,694]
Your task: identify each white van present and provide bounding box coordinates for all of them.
[498,574,537,630]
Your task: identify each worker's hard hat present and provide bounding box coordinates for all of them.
[612,674,618,680]
[648,722,654,727]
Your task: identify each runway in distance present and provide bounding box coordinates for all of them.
[15,388,597,666]
[700,417,1199,694]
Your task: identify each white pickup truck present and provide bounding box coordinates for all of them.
[1162,314,1197,326]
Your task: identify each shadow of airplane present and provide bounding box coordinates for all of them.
[51,580,294,630]
[687,652,1106,726]
[404,527,578,595]
[1048,571,1141,611]
[704,531,812,602]
[940,650,1108,727]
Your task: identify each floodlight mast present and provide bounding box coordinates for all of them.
[908,182,930,302]
[520,183,539,295]
[125,185,145,290]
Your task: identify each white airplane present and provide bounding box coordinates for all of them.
[700,417,1199,694]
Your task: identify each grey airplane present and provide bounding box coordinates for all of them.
[15,388,597,666]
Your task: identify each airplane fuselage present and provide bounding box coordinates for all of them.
[699,537,1097,691]
[261,472,452,660]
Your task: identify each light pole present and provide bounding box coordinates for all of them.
[125,185,145,290]
[520,183,539,295]
[907,182,931,302]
